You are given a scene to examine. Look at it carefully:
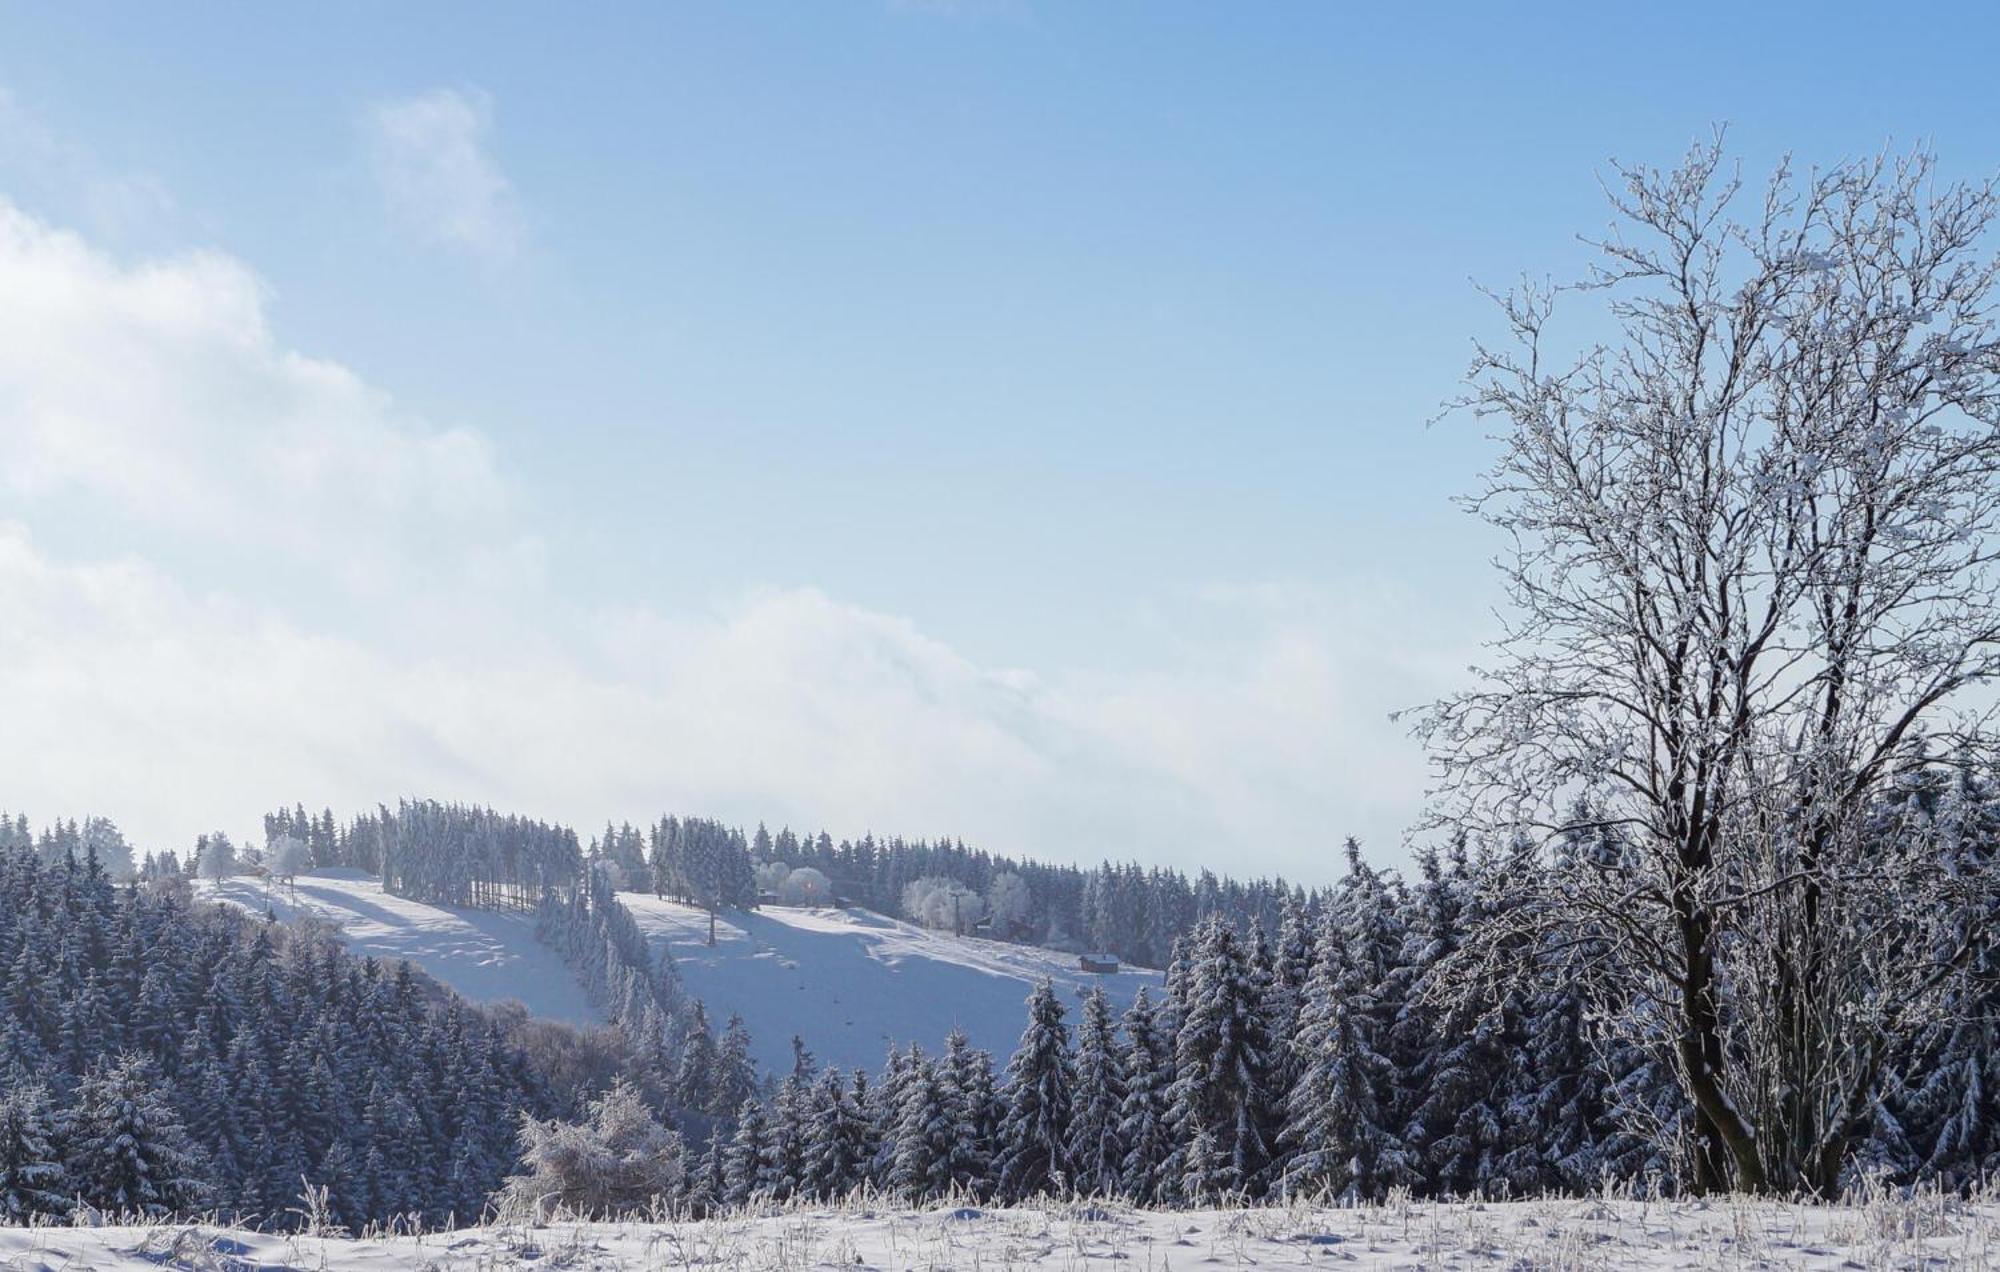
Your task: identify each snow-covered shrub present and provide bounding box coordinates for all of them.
[756,861,792,895]
[777,867,832,906]
[497,1079,685,1219]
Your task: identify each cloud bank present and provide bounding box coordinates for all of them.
[0,196,1447,878]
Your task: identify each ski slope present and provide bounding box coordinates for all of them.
[201,869,604,1029]
[620,893,1161,1073]
[196,870,1161,1072]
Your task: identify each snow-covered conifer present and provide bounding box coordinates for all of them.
[1164,917,1275,1200]
[940,1028,999,1197]
[803,1068,869,1199]
[69,1054,203,1219]
[715,1014,759,1117]
[1066,988,1127,1197]
[1279,881,1413,1203]
[888,1050,954,1201]
[1117,987,1174,1204]
[0,1082,66,1221]
[721,1099,770,1208]
[996,980,1074,1201]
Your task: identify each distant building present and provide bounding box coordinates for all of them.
[1078,953,1120,975]
[972,914,1035,943]
[818,868,866,908]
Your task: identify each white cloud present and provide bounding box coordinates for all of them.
[0,201,531,606]
[364,88,523,266]
[0,197,1450,877]
[0,87,176,236]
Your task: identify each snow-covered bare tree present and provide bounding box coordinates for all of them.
[195,832,237,883]
[81,818,134,883]
[1419,139,2000,1194]
[755,860,791,896]
[987,871,1032,932]
[902,876,986,935]
[268,834,312,899]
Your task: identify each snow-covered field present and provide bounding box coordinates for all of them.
[621,893,1162,1073]
[5,1194,1996,1270]
[201,870,605,1029]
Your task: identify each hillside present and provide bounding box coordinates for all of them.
[201,869,607,1030]
[620,892,1161,1073]
[200,870,1160,1075]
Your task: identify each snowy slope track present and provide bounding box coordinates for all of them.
[202,869,605,1029]
[619,893,1161,1073]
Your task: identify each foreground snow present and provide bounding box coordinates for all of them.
[4,1194,1996,1270]
[202,870,606,1028]
[621,892,1161,1072]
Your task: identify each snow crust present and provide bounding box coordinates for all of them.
[4,1195,1995,1269]
[620,893,1162,1073]
[201,870,607,1028]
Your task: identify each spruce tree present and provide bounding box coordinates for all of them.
[1164,918,1275,1200]
[688,1132,726,1217]
[0,1082,66,1220]
[996,980,1075,1201]
[1399,845,1506,1196]
[1066,988,1127,1197]
[765,1037,816,1201]
[1116,988,1173,1205]
[722,1099,770,1207]
[1280,884,1413,1202]
[1266,892,1314,1095]
[803,1068,868,1200]
[715,1015,759,1117]
[675,1001,720,1115]
[889,1051,954,1201]
[868,1045,915,1187]
[940,1028,999,1198]
[69,1054,204,1218]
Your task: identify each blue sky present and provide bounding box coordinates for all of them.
[0,3,1992,880]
